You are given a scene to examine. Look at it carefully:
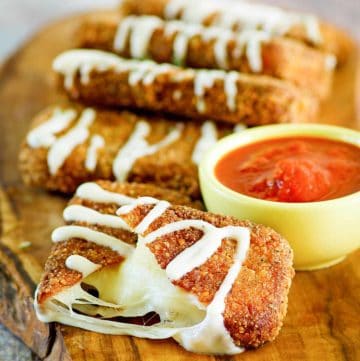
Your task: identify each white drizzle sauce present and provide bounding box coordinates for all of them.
[53,50,175,90]
[234,30,271,72]
[85,134,105,172]
[164,0,323,45]
[117,197,170,234]
[27,108,76,148]
[113,16,270,72]
[194,70,223,113]
[224,71,239,112]
[112,121,183,182]
[325,54,337,70]
[117,197,250,354]
[233,123,247,132]
[65,255,100,278]
[52,225,134,257]
[54,50,244,114]
[75,182,134,205]
[64,204,130,230]
[47,108,96,175]
[175,223,249,354]
[114,16,163,59]
[192,121,217,165]
[36,184,252,354]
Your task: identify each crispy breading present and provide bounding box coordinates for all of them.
[78,17,333,99]
[122,0,352,64]
[19,105,230,198]
[55,51,318,125]
[119,203,294,348]
[37,238,123,305]
[37,181,203,304]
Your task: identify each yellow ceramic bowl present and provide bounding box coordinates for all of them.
[199,124,360,270]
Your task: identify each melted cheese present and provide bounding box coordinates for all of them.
[35,188,250,354]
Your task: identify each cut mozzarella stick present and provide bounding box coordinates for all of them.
[19,105,236,197]
[36,180,202,304]
[53,49,318,125]
[78,16,334,99]
[35,183,293,353]
[122,0,352,64]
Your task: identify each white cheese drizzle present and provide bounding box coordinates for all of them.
[52,225,134,258]
[75,182,134,205]
[224,71,239,112]
[53,50,175,90]
[113,16,270,72]
[191,121,217,165]
[233,123,247,132]
[85,134,105,172]
[65,255,100,278]
[164,0,323,45]
[36,185,251,354]
[117,197,170,234]
[54,50,245,114]
[26,108,76,148]
[64,204,130,231]
[112,121,183,182]
[47,108,95,175]
[117,197,250,354]
[114,15,163,59]
[194,70,224,113]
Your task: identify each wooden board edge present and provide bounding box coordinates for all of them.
[0,186,70,361]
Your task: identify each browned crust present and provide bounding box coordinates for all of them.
[37,238,124,305]
[78,18,333,99]
[121,0,352,64]
[37,181,203,304]
[58,64,318,126]
[19,105,229,198]
[119,204,294,348]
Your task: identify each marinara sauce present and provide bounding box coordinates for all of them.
[215,136,360,203]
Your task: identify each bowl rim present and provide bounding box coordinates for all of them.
[200,123,360,209]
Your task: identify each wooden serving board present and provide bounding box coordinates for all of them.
[0,11,360,361]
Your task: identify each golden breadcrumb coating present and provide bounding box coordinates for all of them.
[37,181,203,304]
[119,203,294,348]
[19,105,231,198]
[78,18,333,99]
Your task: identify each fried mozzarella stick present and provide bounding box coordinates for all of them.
[79,15,334,99]
[35,183,294,354]
[36,180,202,304]
[19,105,236,198]
[122,0,351,64]
[53,49,318,125]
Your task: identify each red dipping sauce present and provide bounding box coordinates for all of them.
[215,136,360,203]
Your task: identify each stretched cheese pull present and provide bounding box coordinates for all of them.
[79,15,334,99]
[122,0,352,64]
[35,184,294,354]
[36,181,202,305]
[116,198,294,351]
[53,49,318,125]
[20,105,238,197]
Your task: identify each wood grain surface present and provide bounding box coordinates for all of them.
[0,11,360,361]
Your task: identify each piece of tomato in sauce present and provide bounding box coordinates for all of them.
[215,136,360,203]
